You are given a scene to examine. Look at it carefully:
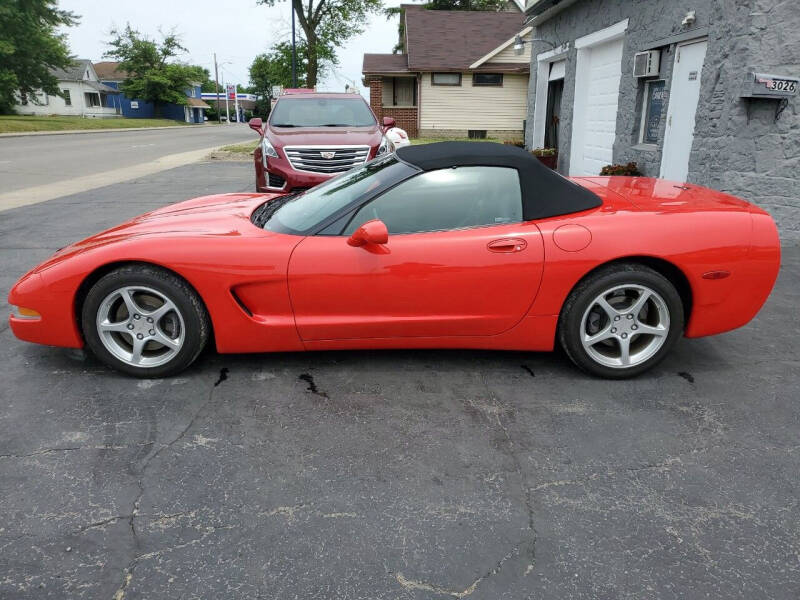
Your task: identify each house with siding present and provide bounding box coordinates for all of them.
[13,60,121,118]
[523,0,800,239]
[362,5,533,139]
[94,62,210,123]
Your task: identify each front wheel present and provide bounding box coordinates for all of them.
[558,264,684,379]
[81,265,211,377]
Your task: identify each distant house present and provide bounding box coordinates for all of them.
[93,62,210,123]
[362,5,533,139]
[14,59,121,118]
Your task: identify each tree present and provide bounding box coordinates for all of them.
[249,41,309,118]
[257,0,381,88]
[0,0,79,114]
[104,25,207,116]
[248,39,336,116]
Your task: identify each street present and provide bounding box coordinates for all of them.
[0,125,253,210]
[0,158,798,599]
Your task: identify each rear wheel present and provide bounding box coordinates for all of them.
[558,264,684,378]
[81,265,210,377]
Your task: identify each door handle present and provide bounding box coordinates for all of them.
[487,238,527,253]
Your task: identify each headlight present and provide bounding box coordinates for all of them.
[261,138,279,159]
[376,135,394,156]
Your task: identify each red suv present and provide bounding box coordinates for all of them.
[248,92,395,193]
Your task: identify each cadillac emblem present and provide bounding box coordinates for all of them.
[320,151,336,159]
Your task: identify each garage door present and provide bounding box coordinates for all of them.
[570,37,624,175]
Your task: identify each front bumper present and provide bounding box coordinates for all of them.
[256,154,335,192]
[8,270,83,348]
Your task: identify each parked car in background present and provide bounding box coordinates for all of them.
[249,91,394,193]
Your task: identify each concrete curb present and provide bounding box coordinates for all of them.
[0,123,238,139]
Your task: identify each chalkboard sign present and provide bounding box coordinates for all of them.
[643,80,666,144]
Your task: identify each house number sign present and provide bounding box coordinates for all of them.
[759,76,797,93]
[741,71,799,98]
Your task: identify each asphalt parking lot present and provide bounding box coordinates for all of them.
[1,161,798,599]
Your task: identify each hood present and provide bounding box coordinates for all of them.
[266,126,383,149]
[37,193,279,270]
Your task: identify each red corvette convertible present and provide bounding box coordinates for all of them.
[8,142,780,378]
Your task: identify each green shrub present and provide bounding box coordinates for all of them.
[531,147,557,157]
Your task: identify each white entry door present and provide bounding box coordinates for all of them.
[570,37,625,175]
[660,39,708,182]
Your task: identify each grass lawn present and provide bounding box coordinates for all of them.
[218,141,259,154]
[409,136,505,145]
[0,115,196,134]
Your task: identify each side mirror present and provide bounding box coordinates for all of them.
[248,117,263,135]
[382,116,395,130]
[348,219,389,247]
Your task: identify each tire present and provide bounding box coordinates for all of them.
[81,265,211,378]
[558,263,684,379]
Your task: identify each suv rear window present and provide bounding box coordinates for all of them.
[270,97,377,128]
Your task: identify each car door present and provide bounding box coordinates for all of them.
[287,165,545,341]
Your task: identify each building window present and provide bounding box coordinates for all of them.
[431,72,461,86]
[390,77,416,106]
[84,92,101,107]
[639,79,666,144]
[62,89,71,106]
[472,73,503,86]
[20,92,28,105]
[468,130,487,139]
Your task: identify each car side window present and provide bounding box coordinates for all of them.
[343,166,522,235]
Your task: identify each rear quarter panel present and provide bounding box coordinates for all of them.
[529,179,780,338]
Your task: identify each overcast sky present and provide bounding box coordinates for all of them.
[59,0,406,98]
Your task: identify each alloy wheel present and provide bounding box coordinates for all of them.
[579,284,670,369]
[95,285,185,368]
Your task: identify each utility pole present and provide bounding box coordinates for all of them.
[291,3,297,88]
[213,53,221,124]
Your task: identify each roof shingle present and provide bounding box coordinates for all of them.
[93,61,129,81]
[362,6,527,74]
[405,6,525,71]
[362,53,410,74]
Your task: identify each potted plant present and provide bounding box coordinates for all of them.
[532,147,558,169]
[599,162,642,176]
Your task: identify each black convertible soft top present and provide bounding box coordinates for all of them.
[395,141,602,220]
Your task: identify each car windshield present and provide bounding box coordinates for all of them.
[270,97,377,128]
[259,154,416,235]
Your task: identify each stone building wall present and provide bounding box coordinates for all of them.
[525,0,799,240]
[687,0,800,240]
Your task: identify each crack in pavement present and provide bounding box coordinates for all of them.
[0,442,155,460]
[110,371,230,598]
[395,545,522,598]
[409,371,538,598]
[127,371,229,546]
[110,525,235,600]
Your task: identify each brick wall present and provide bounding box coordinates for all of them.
[366,75,419,137]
